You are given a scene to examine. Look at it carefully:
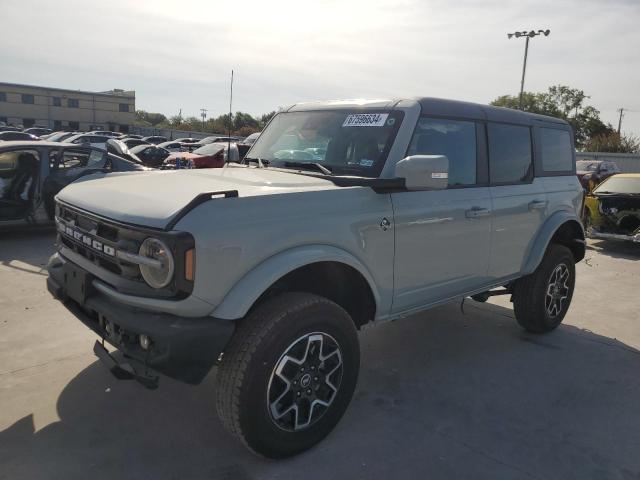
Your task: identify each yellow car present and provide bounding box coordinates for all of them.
[583,173,640,242]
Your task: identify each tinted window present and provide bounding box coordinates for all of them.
[541,128,572,172]
[52,97,61,106]
[68,98,79,108]
[407,118,477,186]
[56,149,105,170]
[488,123,532,184]
[22,94,34,104]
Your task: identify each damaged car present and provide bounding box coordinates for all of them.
[583,173,640,242]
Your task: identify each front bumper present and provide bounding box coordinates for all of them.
[47,253,235,386]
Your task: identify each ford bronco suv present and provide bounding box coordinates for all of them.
[47,98,585,458]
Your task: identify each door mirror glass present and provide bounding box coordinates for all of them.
[395,155,449,190]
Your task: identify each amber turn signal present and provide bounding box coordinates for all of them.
[184,248,195,281]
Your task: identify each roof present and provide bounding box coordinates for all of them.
[611,173,640,178]
[287,97,569,126]
[0,141,75,148]
[0,81,135,100]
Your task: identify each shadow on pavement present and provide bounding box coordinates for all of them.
[587,238,640,261]
[2,301,640,480]
[0,226,56,275]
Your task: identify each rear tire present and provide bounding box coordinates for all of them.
[512,244,575,334]
[215,292,360,458]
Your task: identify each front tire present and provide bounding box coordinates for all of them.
[512,244,575,333]
[215,292,360,458]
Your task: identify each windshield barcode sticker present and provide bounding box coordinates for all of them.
[342,113,389,127]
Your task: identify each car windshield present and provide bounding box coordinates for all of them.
[576,160,599,171]
[247,110,404,177]
[193,143,225,155]
[594,176,640,194]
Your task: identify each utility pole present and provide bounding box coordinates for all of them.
[617,108,624,134]
[507,29,551,109]
[200,108,207,131]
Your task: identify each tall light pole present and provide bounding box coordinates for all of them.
[200,108,207,131]
[507,29,550,109]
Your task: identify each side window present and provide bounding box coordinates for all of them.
[0,149,39,200]
[541,128,573,172]
[57,149,105,170]
[407,117,477,187]
[488,123,532,184]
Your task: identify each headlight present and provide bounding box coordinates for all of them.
[139,237,174,289]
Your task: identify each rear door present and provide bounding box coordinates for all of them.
[391,117,492,312]
[487,122,547,279]
[43,147,107,204]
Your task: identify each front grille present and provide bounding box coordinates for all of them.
[54,202,195,299]
[56,205,138,280]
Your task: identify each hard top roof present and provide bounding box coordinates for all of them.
[287,97,569,127]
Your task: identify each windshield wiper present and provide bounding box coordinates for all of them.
[243,157,269,168]
[282,161,332,175]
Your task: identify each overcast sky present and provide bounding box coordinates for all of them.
[3,0,639,135]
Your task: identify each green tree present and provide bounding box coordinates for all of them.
[134,110,167,126]
[583,132,640,153]
[491,85,614,148]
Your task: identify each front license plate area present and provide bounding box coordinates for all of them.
[63,263,92,304]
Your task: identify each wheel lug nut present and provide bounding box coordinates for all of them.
[300,367,304,372]
[297,391,301,397]
[293,380,297,385]
[306,389,311,394]
[314,376,319,381]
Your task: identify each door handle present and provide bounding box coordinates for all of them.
[465,207,491,218]
[529,200,548,211]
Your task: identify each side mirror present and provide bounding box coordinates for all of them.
[395,155,449,190]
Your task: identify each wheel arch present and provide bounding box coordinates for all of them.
[522,211,585,275]
[212,245,380,328]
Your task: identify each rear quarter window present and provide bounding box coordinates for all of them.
[541,128,573,173]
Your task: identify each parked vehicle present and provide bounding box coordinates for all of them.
[46,97,584,458]
[0,131,41,142]
[174,137,201,144]
[162,142,238,168]
[142,135,168,145]
[123,134,144,139]
[0,126,22,132]
[156,140,199,153]
[583,174,640,242]
[65,133,111,149]
[576,159,620,192]
[23,127,52,137]
[121,138,150,149]
[199,135,242,144]
[0,141,146,225]
[129,144,171,168]
[43,131,77,143]
[87,130,122,137]
[237,132,261,160]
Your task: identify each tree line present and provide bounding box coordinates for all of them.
[135,85,639,153]
[134,110,277,137]
[491,85,639,153]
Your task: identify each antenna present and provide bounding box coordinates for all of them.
[225,69,234,167]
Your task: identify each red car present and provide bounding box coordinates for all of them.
[576,159,620,191]
[163,142,238,169]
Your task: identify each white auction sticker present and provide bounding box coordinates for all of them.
[342,113,389,127]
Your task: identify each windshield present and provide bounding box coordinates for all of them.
[193,143,225,155]
[576,160,599,171]
[594,176,640,194]
[247,110,404,177]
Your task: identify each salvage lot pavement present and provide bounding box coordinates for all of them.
[1,229,639,480]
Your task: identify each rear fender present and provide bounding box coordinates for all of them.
[522,210,585,275]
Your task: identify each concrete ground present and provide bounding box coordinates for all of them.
[1,228,639,480]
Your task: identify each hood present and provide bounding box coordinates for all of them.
[56,165,338,229]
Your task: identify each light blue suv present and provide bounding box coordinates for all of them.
[47,97,585,458]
